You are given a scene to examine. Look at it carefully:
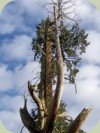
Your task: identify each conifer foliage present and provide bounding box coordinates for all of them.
[32,18,90,89]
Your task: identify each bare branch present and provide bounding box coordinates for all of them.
[28,81,45,130]
[19,97,36,133]
[20,126,25,133]
[67,107,93,133]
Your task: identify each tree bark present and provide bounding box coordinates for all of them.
[44,5,64,133]
[67,107,93,133]
[28,81,45,130]
[45,19,53,112]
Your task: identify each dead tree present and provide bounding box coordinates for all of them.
[20,0,93,133]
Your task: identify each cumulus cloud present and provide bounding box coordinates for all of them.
[14,61,40,92]
[0,95,23,132]
[0,61,40,92]
[76,0,100,31]
[0,34,32,62]
[0,111,22,133]
[0,2,30,35]
[0,0,47,35]
[0,64,14,91]
[82,31,100,63]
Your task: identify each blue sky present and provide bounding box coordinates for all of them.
[0,0,100,132]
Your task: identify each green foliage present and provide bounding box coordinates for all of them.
[32,18,90,86]
[60,24,89,85]
[54,102,69,133]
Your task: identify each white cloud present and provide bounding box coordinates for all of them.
[14,61,40,92]
[0,61,40,92]
[0,35,32,61]
[0,95,24,132]
[82,31,100,63]
[76,0,100,31]
[0,111,22,133]
[0,2,30,35]
[0,0,47,35]
[0,23,15,35]
[0,95,24,111]
[0,64,14,91]
[19,0,44,15]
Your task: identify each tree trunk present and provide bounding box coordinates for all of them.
[44,5,64,133]
[45,19,53,112]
